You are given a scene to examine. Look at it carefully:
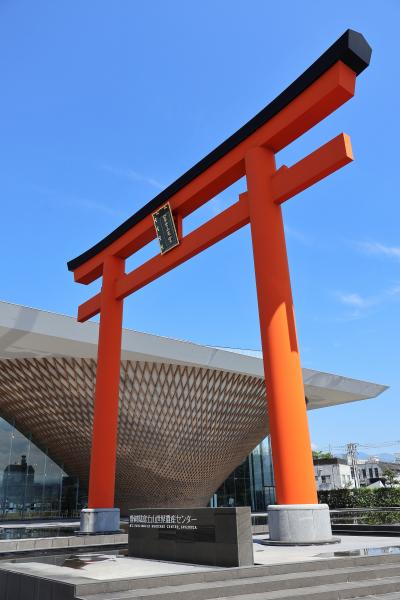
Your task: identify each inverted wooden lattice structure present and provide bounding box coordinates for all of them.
[68,30,372,510]
[0,356,269,513]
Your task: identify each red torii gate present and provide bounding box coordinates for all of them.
[68,30,371,539]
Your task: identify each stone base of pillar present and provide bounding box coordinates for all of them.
[264,504,340,545]
[78,508,121,534]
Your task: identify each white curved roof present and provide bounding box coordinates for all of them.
[0,300,387,410]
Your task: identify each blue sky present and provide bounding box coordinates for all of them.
[0,1,399,454]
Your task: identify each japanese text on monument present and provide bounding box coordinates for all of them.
[129,513,198,530]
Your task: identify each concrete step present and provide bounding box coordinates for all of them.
[332,528,400,537]
[76,563,400,600]
[362,594,400,599]
[75,552,400,598]
[215,577,400,599]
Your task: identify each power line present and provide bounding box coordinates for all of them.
[322,440,400,452]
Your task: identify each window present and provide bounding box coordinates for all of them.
[362,469,367,478]
[0,417,85,518]
[321,475,331,483]
[374,468,379,478]
[369,468,373,478]
[214,436,276,511]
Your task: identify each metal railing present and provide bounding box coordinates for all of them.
[0,509,81,522]
[330,508,400,526]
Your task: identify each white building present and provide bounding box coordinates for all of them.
[314,458,354,491]
[314,456,400,490]
[357,459,400,487]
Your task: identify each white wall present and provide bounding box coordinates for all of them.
[314,463,354,490]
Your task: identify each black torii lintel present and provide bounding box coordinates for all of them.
[68,29,371,272]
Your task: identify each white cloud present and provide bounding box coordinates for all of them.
[336,292,372,309]
[335,285,400,320]
[101,165,164,190]
[357,241,400,261]
[284,225,312,245]
[32,184,124,218]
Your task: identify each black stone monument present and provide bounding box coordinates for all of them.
[128,507,253,567]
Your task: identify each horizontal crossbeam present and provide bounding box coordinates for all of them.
[78,292,102,323]
[77,132,353,323]
[69,30,371,283]
[78,195,250,322]
[72,61,356,286]
[116,194,250,300]
[272,133,353,205]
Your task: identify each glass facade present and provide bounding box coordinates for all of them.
[211,437,275,511]
[0,417,86,519]
[0,414,275,519]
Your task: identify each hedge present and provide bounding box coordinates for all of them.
[318,488,400,509]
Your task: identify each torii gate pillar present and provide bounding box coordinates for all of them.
[246,146,333,543]
[80,256,125,534]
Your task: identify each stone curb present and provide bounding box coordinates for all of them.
[0,533,127,554]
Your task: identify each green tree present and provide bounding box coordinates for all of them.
[313,450,333,460]
[382,468,398,487]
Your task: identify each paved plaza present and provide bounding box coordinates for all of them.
[1,534,400,580]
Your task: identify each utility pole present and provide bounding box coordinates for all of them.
[346,442,360,488]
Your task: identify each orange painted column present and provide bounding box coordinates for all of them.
[88,255,125,508]
[245,146,317,505]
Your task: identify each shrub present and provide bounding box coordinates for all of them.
[318,488,400,509]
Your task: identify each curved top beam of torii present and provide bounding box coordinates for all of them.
[67,29,371,278]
